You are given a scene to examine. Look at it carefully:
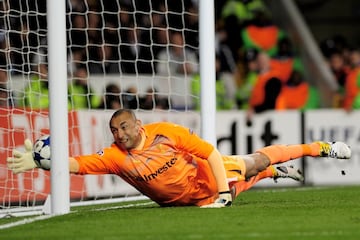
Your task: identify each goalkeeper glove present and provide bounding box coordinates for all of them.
[7,139,38,174]
[200,191,233,208]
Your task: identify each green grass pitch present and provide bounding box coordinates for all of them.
[1,185,360,240]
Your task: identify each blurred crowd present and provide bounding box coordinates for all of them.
[0,0,359,114]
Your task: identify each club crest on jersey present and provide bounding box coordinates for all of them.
[96,150,104,156]
[188,128,194,135]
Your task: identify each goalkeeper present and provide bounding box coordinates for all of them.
[7,109,351,208]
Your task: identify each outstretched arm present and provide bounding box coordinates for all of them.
[7,139,80,174]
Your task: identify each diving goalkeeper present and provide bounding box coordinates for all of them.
[7,109,352,208]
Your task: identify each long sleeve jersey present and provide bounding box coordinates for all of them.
[74,122,218,206]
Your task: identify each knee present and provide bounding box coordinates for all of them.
[244,153,270,178]
[254,157,269,172]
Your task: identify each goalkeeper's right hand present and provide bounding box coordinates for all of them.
[7,139,38,174]
[200,191,233,208]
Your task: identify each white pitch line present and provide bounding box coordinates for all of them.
[0,201,156,230]
[0,214,53,230]
[92,201,156,211]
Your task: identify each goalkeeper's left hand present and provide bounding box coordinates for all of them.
[200,191,232,208]
[7,139,37,174]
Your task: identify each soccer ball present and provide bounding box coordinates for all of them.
[33,135,51,170]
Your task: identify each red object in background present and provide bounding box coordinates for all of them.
[0,108,85,204]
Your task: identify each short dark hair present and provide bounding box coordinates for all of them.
[109,109,137,127]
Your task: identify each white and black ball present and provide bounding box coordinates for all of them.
[33,135,51,170]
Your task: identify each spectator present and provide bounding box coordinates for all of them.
[22,63,49,109]
[119,24,153,74]
[68,0,86,12]
[8,20,39,74]
[156,31,199,76]
[67,48,86,76]
[149,10,168,60]
[215,22,238,74]
[140,87,170,110]
[0,69,14,108]
[121,86,139,109]
[270,37,304,83]
[86,12,102,44]
[184,3,199,50]
[0,84,10,107]
[328,51,351,108]
[68,68,101,109]
[0,65,7,80]
[240,10,286,57]
[219,0,268,57]
[68,13,87,52]
[0,87,15,108]
[320,34,350,59]
[191,57,235,110]
[97,83,122,110]
[348,47,360,68]
[236,48,259,109]
[248,76,283,114]
[246,51,285,120]
[88,43,121,74]
[343,48,360,111]
[278,70,320,110]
